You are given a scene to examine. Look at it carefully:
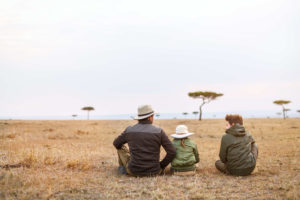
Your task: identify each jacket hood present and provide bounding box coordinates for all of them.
[225,124,246,137]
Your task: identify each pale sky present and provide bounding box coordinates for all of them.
[1,0,299,118]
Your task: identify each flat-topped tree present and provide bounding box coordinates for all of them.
[188,91,223,120]
[182,112,188,119]
[273,100,290,119]
[72,114,77,120]
[192,111,199,119]
[283,108,290,118]
[276,112,282,116]
[81,106,95,120]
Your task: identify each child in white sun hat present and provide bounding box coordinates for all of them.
[170,125,199,174]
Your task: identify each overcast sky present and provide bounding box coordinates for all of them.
[1,0,299,118]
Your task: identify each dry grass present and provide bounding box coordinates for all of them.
[0,119,299,199]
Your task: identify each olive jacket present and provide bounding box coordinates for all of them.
[171,138,199,171]
[219,124,257,175]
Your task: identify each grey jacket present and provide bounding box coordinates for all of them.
[113,121,176,176]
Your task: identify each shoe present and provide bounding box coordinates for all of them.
[118,166,127,175]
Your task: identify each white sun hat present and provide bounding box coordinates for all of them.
[134,104,155,120]
[171,125,194,139]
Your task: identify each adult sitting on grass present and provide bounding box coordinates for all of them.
[113,104,176,176]
[215,114,258,176]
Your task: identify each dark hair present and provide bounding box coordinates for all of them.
[138,118,150,122]
[225,114,243,125]
[138,115,154,123]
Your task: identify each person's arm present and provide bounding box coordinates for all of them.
[193,144,200,163]
[159,130,176,169]
[219,135,228,163]
[249,134,255,144]
[113,129,127,149]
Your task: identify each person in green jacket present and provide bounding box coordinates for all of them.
[170,125,200,173]
[215,114,258,176]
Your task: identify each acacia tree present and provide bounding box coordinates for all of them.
[81,106,95,120]
[276,112,282,116]
[192,111,199,119]
[188,91,223,120]
[182,112,188,119]
[297,110,300,118]
[284,108,290,118]
[273,100,291,119]
[72,114,77,120]
[155,113,160,119]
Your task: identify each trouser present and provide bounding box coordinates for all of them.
[117,145,134,176]
[215,143,258,174]
[117,145,162,177]
[172,170,196,176]
[215,160,228,174]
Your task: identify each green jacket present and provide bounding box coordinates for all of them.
[219,124,256,175]
[171,138,199,171]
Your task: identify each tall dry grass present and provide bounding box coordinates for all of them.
[0,119,299,199]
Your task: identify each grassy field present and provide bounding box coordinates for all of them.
[0,118,299,199]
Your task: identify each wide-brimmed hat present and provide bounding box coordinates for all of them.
[171,125,194,139]
[134,104,155,120]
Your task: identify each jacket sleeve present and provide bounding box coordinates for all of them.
[113,129,127,149]
[249,134,255,144]
[193,144,200,163]
[219,135,228,163]
[160,130,176,169]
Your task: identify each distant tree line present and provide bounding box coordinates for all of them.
[69,96,298,121]
[71,106,95,120]
[272,100,300,119]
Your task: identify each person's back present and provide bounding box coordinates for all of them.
[220,124,256,175]
[113,105,176,176]
[216,114,258,176]
[121,121,172,175]
[170,125,199,172]
[171,138,199,172]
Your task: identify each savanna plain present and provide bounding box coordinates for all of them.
[0,118,299,200]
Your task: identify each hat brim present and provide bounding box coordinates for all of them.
[133,112,154,120]
[171,132,194,139]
